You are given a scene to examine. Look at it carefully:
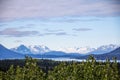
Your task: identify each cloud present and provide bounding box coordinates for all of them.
[0,27,69,37]
[0,27,93,37]
[0,0,120,21]
[61,18,101,23]
[11,23,36,29]
[39,32,69,36]
[73,28,92,31]
[17,26,33,29]
[44,29,63,32]
[55,32,68,36]
[0,28,39,37]
[41,29,70,36]
[41,17,102,23]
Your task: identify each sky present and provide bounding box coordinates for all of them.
[0,0,120,50]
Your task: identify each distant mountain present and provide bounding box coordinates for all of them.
[9,44,83,58]
[11,45,50,54]
[95,47,120,60]
[29,45,50,54]
[58,47,95,54]
[59,44,119,55]
[1,44,119,60]
[88,44,119,54]
[11,45,32,54]
[0,44,24,59]
[44,51,66,56]
[77,47,120,60]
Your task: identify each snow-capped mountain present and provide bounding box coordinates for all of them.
[58,44,119,54]
[1,44,120,59]
[58,47,95,54]
[11,44,119,55]
[88,44,119,54]
[11,45,50,54]
[78,47,120,60]
[29,45,50,54]
[11,45,32,54]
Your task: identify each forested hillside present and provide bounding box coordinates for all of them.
[0,56,120,80]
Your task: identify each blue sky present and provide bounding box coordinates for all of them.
[0,0,120,50]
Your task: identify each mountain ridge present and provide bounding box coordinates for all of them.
[0,44,24,59]
[11,44,50,54]
[77,47,120,60]
[11,44,119,55]
[0,44,120,60]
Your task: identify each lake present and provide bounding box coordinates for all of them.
[39,57,120,63]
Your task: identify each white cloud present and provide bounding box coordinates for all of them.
[73,28,92,31]
[0,28,39,37]
[0,0,120,21]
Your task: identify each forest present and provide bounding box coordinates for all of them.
[0,56,120,80]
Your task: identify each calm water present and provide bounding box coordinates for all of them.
[1,57,120,63]
[40,57,120,63]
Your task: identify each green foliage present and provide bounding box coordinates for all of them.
[5,65,15,80]
[0,56,45,80]
[23,56,45,80]
[47,56,120,80]
[0,71,3,80]
[0,56,120,80]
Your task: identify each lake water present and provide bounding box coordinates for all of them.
[1,57,120,63]
[39,57,120,63]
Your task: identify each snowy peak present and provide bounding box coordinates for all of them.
[10,44,119,55]
[11,44,31,54]
[29,45,50,54]
[58,44,119,54]
[97,44,118,51]
[87,44,119,54]
[58,47,95,54]
[11,45,51,54]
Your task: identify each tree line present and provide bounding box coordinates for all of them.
[0,56,120,80]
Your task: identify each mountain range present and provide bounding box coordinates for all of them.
[77,47,120,60]
[11,45,50,54]
[10,44,119,55]
[0,44,120,60]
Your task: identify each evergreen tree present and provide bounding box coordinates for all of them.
[23,56,45,80]
[0,71,3,80]
[0,56,119,80]
[5,65,15,80]
[15,66,24,80]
